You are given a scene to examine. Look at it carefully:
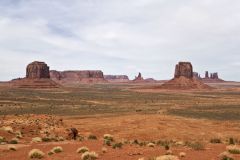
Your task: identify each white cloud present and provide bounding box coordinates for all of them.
[0,0,240,81]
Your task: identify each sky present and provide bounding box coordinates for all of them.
[0,0,240,81]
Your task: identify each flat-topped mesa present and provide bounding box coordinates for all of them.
[26,61,50,79]
[104,75,129,82]
[174,62,193,79]
[50,70,106,84]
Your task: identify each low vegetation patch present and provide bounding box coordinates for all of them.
[185,141,204,150]
[77,146,89,154]
[147,142,156,147]
[32,137,42,143]
[88,134,97,140]
[81,151,98,160]
[51,146,63,153]
[112,142,123,149]
[219,151,234,160]
[9,138,18,144]
[103,134,114,141]
[28,149,45,159]
[226,145,240,154]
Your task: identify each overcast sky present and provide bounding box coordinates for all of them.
[0,0,240,81]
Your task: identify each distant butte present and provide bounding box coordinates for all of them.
[159,62,212,90]
[11,61,59,88]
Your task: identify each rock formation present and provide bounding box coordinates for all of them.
[193,72,201,79]
[203,71,224,82]
[12,61,59,88]
[50,70,107,84]
[159,62,211,90]
[205,71,209,78]
[174,62,193,78]
[104,75,129,82]
[26,61,50,79]
[132,72,144,82]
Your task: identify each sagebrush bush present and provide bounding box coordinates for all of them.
[51,146,63,153]
[226,145,240,154]
[28,149,45,159]
[77,146,89,153]
[81,151,98,160]
[103,134,114,141]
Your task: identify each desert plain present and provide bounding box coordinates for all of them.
[1,81,240,160]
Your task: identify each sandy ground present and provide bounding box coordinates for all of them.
[1,114,240,160]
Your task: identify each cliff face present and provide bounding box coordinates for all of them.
[26,61,50,79]
[174,62,193,78]
[50,70,106,84]
[12,61,58,88]
[104,75,129,82]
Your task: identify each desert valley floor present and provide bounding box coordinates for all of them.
[1,82,240,160]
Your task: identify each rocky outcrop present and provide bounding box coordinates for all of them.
[203,71,224,82]
[12,61,59,88]
[159,62,211,90]
[26,61,50,79]
[193,72,201,79]
[132,72,144,82]
[50,70,107,84]
[104,75,129,82]
[174,62,193,78]
[205,71,209,78]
